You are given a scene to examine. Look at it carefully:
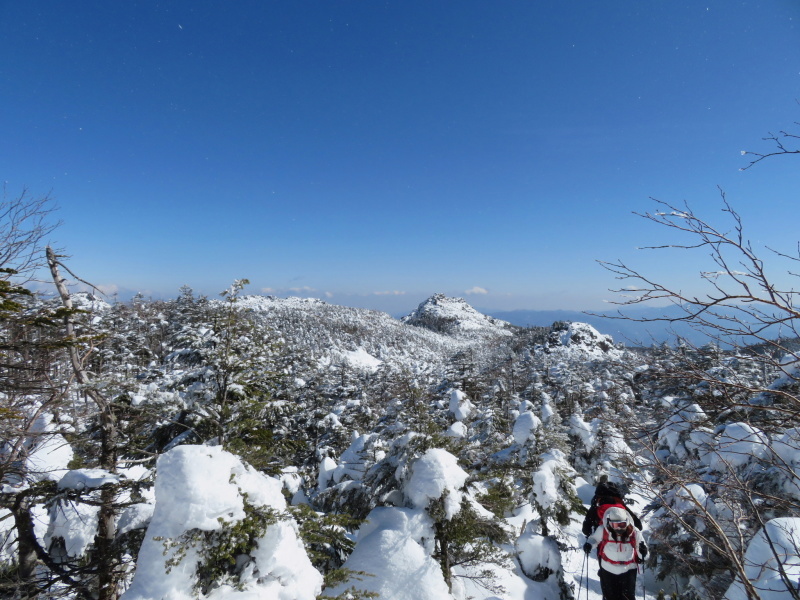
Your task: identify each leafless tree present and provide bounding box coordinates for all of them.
[596,122,800,599]
[0,187,61,282]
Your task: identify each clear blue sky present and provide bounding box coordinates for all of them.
[2,1,799,315]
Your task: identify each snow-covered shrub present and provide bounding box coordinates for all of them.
[724,517,800,600]
[122,445,322,600]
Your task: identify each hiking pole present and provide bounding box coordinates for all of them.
[584,551,590,600]
[640,560,645,600]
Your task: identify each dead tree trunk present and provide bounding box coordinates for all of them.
[46,246,121,600]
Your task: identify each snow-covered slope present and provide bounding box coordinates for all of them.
[238,294,516,379]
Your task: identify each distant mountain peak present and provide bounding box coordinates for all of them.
[402,294,513,336]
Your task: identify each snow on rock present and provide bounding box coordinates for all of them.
[402,293,513,337]
[122,445,322,600]
[549,322,621,358]
[724,517,800,600]
[448,388,473,421]
[513,411,542,446]
[325,507,454,600]
[405,448,468,519]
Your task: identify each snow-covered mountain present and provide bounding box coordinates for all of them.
[402,293,514,338]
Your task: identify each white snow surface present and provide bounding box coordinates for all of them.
[325,507,454,600]
[340,347,382,372]
[709,422,769,472]
[57,468,119,490]
[725,517,800,599]
[448,388,473,421]
[405,448,468,519]
[122,445,322,600]
[513,410,542,446]
[26,432,74,483]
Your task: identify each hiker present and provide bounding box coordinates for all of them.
[582,478,642,537]
[583,505,647,600]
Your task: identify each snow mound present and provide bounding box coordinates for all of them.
[340,347,382,372]
[122,445,322,600]
[406,448,468,519]
[325,507,454,600]
[725,517,800,600]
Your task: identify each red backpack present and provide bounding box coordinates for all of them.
[596,502,628,524]
[597,520,639,567]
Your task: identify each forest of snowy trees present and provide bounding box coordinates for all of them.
[1,129,799,600]
[0,221,799,600]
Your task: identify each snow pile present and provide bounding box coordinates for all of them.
[406,448,468,519]
[325,507,453,600]
[58,469,119,490]
[709,422,769,472]
[513,410,542,446]
[122,445,322,600]
[46,500,99,559]
[725,517,800,600]
[449,388,473,421]
[516,525,562,582]
[532,450,570,512]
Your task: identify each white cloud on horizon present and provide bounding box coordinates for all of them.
[261,286,325,297]
[465,286,489,295]
[373,290,406,296]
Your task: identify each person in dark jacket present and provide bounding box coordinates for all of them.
[582,476,642,537]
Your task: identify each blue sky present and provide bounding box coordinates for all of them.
[2,1,799,315]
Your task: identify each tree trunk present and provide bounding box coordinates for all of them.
[12,494,40,598]
[46,247,121,600]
